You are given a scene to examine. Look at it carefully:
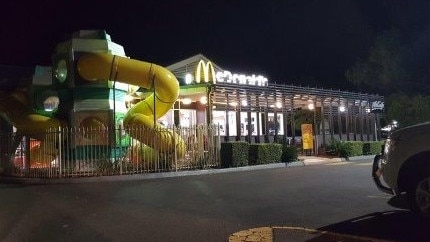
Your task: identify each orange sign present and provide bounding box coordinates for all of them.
[301,124,314,150]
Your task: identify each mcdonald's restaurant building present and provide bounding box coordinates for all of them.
[145,54,384,147]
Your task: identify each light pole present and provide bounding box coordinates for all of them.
[308,102,317,155]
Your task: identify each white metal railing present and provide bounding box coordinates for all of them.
[1,124,221,178]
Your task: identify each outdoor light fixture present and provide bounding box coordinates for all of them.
[54,59,68,83]
[339,106,346,112]
[308,103,315,110]
[200,96,207,104]
[43,96,60,111]
[185,73,193,85]
[182,98,192,105]
[275,102,282,109]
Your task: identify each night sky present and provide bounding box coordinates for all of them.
[2,0,430,91]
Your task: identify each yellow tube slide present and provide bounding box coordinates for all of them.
[77,53,185,158]
[0,91,61,167]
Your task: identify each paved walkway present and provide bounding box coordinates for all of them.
[229,226,393,242]
[299,155,375,166]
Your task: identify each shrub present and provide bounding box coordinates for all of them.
[249,143,282,165]
[338,142,353,159]
[345,141,363,157]
[220,142,249,168]
[325,138,353,159]
[325,138,341,156]
[281,145,298,163]
[363,141,384,155]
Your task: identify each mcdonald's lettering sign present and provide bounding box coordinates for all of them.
[194,59,269,86]
[215,71,268,86]
[195,60,216,83]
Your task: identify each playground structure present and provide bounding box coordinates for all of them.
[0,30,193,172]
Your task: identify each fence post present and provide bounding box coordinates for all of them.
[174,125,178,172]
[119,125,123,175]
[58,127,62,178]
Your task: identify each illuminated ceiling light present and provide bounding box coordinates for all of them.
[339,106,346,112]
[241,100,247,106]
[230,101,238,107]
[275,102,282,109]
[182,98,192,105]
[365,107,371,113]
[200,96,207,105]
[308,103,315,110]
[185,73,193,85]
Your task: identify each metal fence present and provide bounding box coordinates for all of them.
[1,125,221,178]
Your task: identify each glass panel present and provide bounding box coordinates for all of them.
[277,113,284,135]
[159,110,174,127]
[228,111,237,136]
[240,112,247,136]
[179,109,196,128]
[212,110,226,136]
[251,112,258,135]
[268,113,281,135]
[240,112,258,136]
[259,113,264,135]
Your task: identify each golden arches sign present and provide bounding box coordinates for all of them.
[195,60,216,83]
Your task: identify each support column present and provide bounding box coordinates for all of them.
[345,100,350,141]
[291,97,296,145]
[359,103,365,141]
[247,110,252,143]
[235,92,241,141]
[225,93,230,142]
[264,93,269,143]
[338,100,343,140]
[205,85,212,125]
[320,99,326,147]
[329,100,334,141]
[256,97,261,143]
[282,95,288,144]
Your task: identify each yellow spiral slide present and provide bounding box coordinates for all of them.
[0,91,61,167]
[77,53,186,159]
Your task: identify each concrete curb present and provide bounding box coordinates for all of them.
[0,163,291,185]
[347,155,376,161]
[0,155,375,185]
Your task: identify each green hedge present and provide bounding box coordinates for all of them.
[363,141,384,155]
[344,141,364,157]
[326,139,384,158]
[220,142,249,168]
[281,145,298,163]
[326,139,351,158]
[249,143,282,165]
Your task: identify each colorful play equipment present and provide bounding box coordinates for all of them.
[0,30,185,167]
